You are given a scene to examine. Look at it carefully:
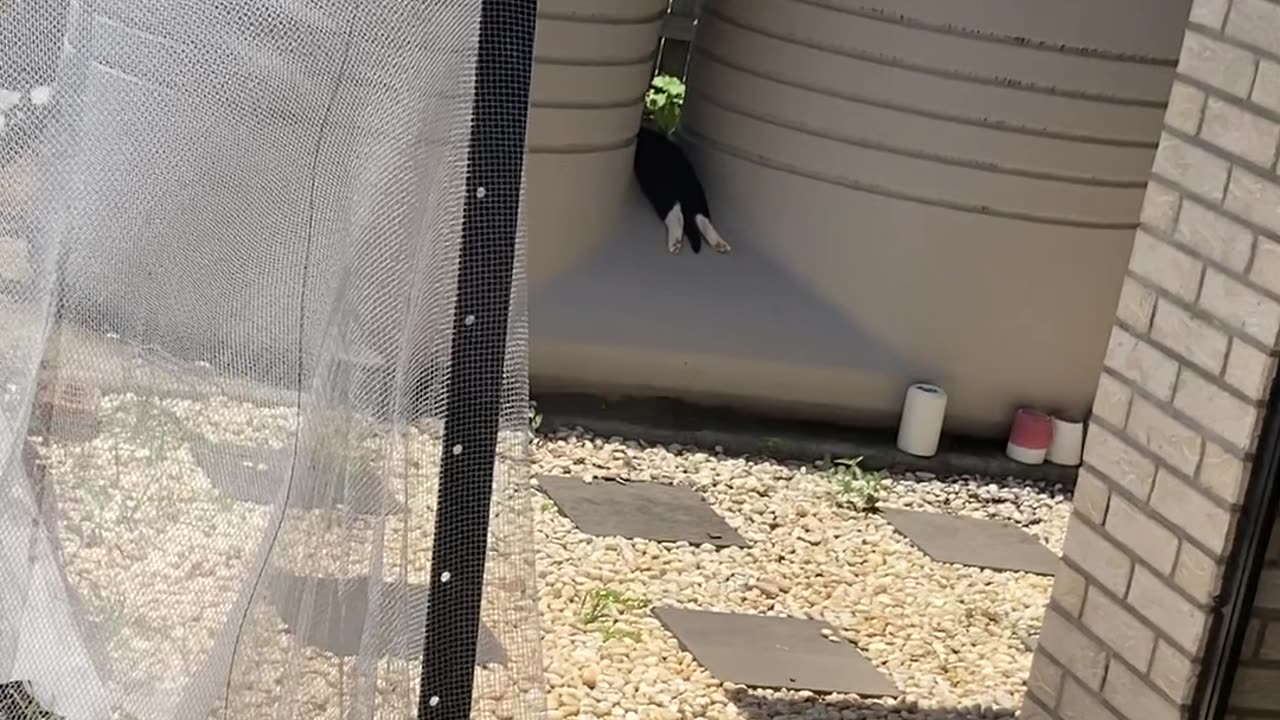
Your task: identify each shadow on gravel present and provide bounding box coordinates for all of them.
[727,687,1019,720]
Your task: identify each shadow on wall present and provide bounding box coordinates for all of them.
[530,177,931,376]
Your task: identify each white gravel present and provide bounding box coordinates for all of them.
[19,386,1072,720]
[531,428,1071,720]
[27,392,542,720]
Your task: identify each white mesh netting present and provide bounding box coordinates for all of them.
[0,0,542,718]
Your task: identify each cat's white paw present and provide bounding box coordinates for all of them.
[696,214,731,254]
[665,204,685,255]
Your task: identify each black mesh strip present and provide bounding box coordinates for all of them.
[418,1,537,718]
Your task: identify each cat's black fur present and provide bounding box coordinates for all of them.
[633,124,729,255]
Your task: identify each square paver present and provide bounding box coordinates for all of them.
[191,439,404,515]
[537,475,747,547]
[266,573,506,665]
[652,607,898,696]
[881,508,1059,576]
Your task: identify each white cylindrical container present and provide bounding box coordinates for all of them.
[1048,416,1085,466]
[896,383,948,457]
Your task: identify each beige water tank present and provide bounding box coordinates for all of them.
[526,0,667,290]
[672,0,1190,433]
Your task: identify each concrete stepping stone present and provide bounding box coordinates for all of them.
[537,474,748,547]
[881,508,1059,576]
[191,439,404,515]
[266,573,506,665]
[652,607,898,696]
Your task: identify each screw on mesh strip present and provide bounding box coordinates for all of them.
[416,1,536,718]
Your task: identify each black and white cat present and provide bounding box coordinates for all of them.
[633,124,730,255]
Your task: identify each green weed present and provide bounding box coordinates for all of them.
[578,587,647,642]
[644,74,686,134]
[830,456,887,512]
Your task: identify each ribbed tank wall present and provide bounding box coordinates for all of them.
[526,0,667,290]
[677,0,1190,431]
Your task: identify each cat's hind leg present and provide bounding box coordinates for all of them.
[695,214,731,254]
[664,203,685,254]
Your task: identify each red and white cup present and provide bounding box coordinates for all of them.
[1007,408,1053,465]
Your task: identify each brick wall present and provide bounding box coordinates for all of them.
[1021,0,1280,717]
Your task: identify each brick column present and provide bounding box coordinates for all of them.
[1022,0,1280,718]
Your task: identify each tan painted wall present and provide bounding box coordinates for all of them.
[530,0,1191,435]
[526,0,667,290]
